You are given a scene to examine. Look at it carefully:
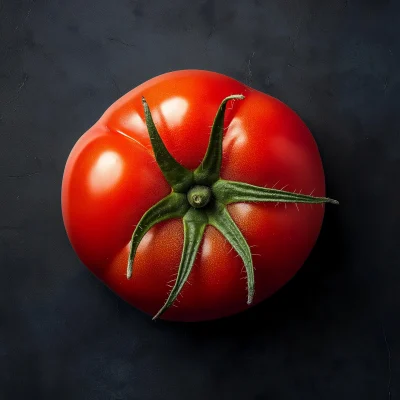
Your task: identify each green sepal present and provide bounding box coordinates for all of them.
[194,95,245,186]
[212,179,339,205]
[153,208,208,320]
[127,192,190,279]
[207,202,255,305]
[142,97,194,192]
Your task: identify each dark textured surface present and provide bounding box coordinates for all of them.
[1,0,399,399]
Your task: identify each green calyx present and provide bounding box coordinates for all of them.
[127,95,338,320]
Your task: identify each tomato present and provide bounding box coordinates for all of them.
[62,70,337,322]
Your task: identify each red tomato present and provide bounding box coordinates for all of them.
[62,70,329,321]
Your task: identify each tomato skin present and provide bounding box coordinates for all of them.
[62,70,325,321]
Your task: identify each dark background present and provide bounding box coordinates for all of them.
[1,0,399,399]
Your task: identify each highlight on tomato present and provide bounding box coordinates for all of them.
[62,70,338,322]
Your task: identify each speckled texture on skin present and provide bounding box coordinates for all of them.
[1,0,399,399]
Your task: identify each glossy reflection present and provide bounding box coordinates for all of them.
[201,234,212,260]
[89,151,123,195]
[224,118,248,148]
[126,112,146,132]
[160,96,189,128]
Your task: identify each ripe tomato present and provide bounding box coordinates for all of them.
[62,70,336,321]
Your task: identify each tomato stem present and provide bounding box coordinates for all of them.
[142,97,194,193]
[212,179,339,205]
[152,208,208,320]
[187,185,212,208]
[207,201,255,304]
[193,94,244,186]
[127,193,190,280]
[127,95,338,319]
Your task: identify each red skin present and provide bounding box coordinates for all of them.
[62,70,325,321]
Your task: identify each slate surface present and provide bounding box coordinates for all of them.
[1,0,399,399]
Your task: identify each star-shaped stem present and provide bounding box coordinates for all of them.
[127,95,338,319]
